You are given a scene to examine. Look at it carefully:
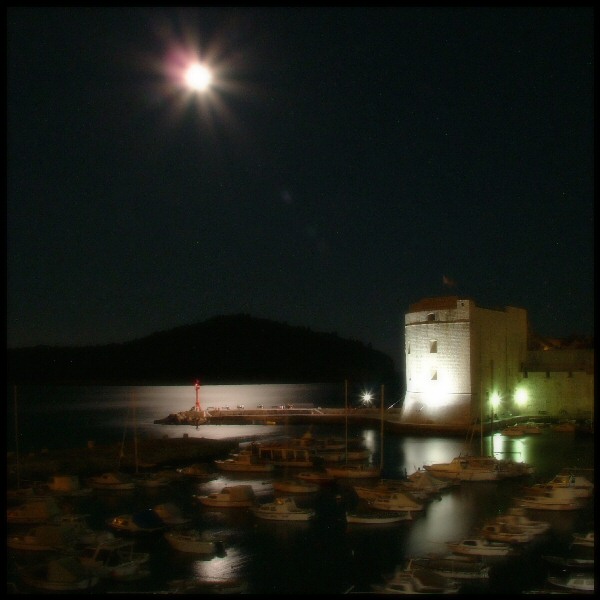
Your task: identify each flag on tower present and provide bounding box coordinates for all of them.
[442,275,457,288]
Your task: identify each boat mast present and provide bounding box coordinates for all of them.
[344,379,348,465]
[133,392,138,475]
[380,384,384,471]
[118,401,129,470]
[14,385,20,490]
[490,407,493,457]
[480,393,483,456]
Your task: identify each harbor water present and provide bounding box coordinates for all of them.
[7,384,595,594]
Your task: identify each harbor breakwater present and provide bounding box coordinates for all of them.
[153,407,520,436]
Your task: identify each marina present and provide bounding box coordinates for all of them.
[6,383,595,594]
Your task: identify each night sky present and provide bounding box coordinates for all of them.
[7,7,594,366]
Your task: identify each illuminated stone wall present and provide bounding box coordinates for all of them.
[471,304,529,421]
[516,349,594,419]
[400,296,527,426]
[400,296,594,425]
[508,371,593,420]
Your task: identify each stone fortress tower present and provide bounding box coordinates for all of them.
[399,296,593,427]
[400,296,527,427]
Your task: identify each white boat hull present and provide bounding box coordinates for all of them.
[251,497,314,521]
[197,497,254,508]
[346,512,411,524]
[164,531,221,554]
[252,511,313,521]
[273,480,319,494]
[447,539,512,557]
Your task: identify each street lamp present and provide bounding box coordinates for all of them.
[361,391,373,407]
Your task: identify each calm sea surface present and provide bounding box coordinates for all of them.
[6,384,595,595]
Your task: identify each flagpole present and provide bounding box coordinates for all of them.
[380,384,384,471]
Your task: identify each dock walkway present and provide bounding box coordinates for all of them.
[154,407,525,436]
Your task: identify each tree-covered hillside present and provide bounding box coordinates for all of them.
[7,314,400,388]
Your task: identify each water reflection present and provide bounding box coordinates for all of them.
[401,437,465,471]
[407,492,471,556]
[7,385,595,595]
[189,547,242,583]
[492,433,532,464]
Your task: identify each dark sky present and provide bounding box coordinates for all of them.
[7,7,594,366]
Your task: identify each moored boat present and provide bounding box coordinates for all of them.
[547,573,594,593]
[406,469,454,490]
[515,487,587,511]
[325,463,381,479]
[501,422,543,436]
[87,471,136,491]
[446,537,514,557]
[291,430,347,451]
[572,531,594,547]
[251,496,315,521]
[78,538,150,580]
[346,510,411,524]
[371,563,461,594]
[494,507,550,536]
[543,554,594,570]
[164,529,224,554]
[355,477,441,502]
[524,473,594,499]
[134,472,171,488]
[251,442,316,468]
[152,502,191,526]
[369,490,424,513]
[6,496,62,525]
[176,463,216,479]
[296,470,336,484]
[480,521,535,544]
[409,554,490,580]
[316,448,372,462]
[106,509,166,534]
[19,556,99,591]
[8,524,77,552]
[44,474,93,496]
[273,478,319,494]
[423,455,501,481]
[401,469,456,497]
[553,420,576,432]
[53,513,116,546]
[167,576,248,594]
[214,449,274,473]
[497,458,536,477]
[194,485,256,508]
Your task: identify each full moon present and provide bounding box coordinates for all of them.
[184,63,212,91]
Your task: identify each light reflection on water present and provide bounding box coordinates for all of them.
[7,383,338,449]
[402,437,466,470]
[6,384,595,594]
[407,492,469,556]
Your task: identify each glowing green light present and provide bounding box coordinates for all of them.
[490,392,501,408]
[514,388,528,406]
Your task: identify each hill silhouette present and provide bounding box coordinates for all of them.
[7,314,399,387]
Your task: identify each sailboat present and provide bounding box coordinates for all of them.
[7,385,34,501]
[325,382,383,479]
[88,393,138,491]
[128,393,170,488]
[423,395,533,482]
